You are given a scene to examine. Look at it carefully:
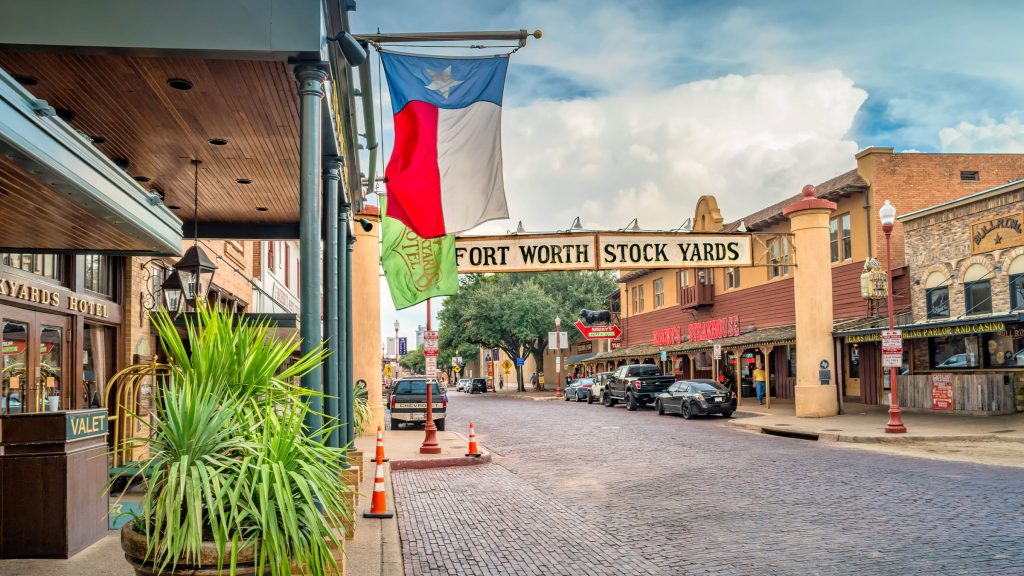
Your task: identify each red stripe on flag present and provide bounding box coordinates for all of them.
[385,101,445,238]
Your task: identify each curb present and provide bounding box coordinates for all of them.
[390,453,492,470]
[726,419,1024,444]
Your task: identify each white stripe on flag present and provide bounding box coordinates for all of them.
[437,101,508,234]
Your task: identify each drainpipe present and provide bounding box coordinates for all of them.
[338,201,351,449]
[345,225,356,444]
[295,63,328,435]
[323,157,342,448]
[358,57,378,207]
[863,190,873,259]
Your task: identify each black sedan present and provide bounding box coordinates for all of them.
[469,378,488,394]
[563,377,594,402]
[655,379,736,419]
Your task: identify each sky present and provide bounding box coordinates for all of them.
[354,0,1024,347]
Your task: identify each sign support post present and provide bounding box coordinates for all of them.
[420,299,441,454]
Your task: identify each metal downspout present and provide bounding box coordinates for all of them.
[295,63,328,435]
[358,59,377,207]
[323,157,342,448]
[338,202,351,448]
[345,226,356,444]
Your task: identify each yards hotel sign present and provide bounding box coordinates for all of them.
[455,233,753,273]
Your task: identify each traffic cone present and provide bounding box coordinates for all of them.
[374,426,389,462]
[465,422,482,457]
[362,455,393,519]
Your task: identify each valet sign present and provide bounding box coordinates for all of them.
[455,233,753,273]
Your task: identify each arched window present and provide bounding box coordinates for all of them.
[1010,256,1024,310]
[925,271,949,319]
[963,263,992,315]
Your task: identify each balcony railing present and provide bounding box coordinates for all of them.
[681,283,715,309]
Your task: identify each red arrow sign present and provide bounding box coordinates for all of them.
[576,320,622,340]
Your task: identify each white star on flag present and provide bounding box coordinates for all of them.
[424,66,464,99]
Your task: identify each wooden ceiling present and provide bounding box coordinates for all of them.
[0,51,302,225]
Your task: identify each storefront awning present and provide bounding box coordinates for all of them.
[835,313,1022,342]
[567,352,598,365]
[0,70,182,254]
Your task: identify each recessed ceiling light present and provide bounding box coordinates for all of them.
[255,207,269,212]
[90,135,106,144]
[55,108,75,123]
[112,157,130,170]
[236,178,252,185]
[168,205,181,210]
[133,176,151,183]
[166,78,194,91]
[12,74,38,86]
[208,138,228,146]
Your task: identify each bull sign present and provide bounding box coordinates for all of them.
[576,309,621,340]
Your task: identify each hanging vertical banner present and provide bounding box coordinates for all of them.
[380,197,459,309]
[381,51,510,238]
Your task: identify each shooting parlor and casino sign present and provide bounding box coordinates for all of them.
[455,233,753,273]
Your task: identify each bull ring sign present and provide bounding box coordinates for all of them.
[454,232,753,273]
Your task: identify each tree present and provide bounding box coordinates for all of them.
[398,344,425,375]
[438,271,617,391]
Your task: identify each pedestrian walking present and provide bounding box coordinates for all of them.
[498,376,504,390]
[530,372,537,388]
[753,360,766,405]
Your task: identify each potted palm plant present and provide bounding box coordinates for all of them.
[118,305,352,575]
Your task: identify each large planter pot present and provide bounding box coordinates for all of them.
[121,523,267,576]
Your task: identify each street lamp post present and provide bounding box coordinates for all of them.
[394,320,400,367]
[554,316,563,398]
[880,200,907,433]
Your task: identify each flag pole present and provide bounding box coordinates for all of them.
[355,30,542,46]
[420,298,441,454]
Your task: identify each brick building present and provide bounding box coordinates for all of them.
[587,148,1024,408]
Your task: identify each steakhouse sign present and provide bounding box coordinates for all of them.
[455,232,753,273]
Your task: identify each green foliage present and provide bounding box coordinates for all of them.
[352,379,371,436]
[398,344,426,374]
[128,305,349,576]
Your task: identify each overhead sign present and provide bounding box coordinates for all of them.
[548,332,569,349]
[576,320,622,340]
[881,329,903,368]
[455,232,753,273]
[423,331,439,357]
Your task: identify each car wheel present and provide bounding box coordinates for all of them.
[657,400,665,415]
[435,419,445,431]
[575,392,583,402]
[721,411,733,418]
[587,392,594,404]
[602,392,617,407]
[681,403,692,420]
[390,417,401,430]
[626,392,638,411]
[564,393,570,401]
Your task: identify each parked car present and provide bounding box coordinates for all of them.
[388,377,446,430]
[564,377,594,402]
[588,371,613,404]
[456,379,472,392]
[469,378,488,394]
[656,379,736,419]
[602,364,675,410]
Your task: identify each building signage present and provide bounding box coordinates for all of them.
[0,274,112,319]
[931,373,954,410]
[610,338,622,350]
[454,232,753,273]
[881,329,903,369]
[65,409,108,441]
[577,341,593,354]
[576,320,621,340]
[687,315,741,342]
[423,331,438,357]
[398,337,408,356]
[844,321,1006,343]
[970,212,1024,254]
[652,326,682,346]
[272,284,300,314]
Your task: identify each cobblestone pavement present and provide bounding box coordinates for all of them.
[392,393,1024,575]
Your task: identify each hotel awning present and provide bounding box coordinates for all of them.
[0,69,182,254]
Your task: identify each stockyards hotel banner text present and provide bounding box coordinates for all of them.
[454,233,754,273]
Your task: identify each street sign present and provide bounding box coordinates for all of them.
[713,344,722,360]
[502,359,512,374]
[398,337,408,356]
[453,365,461,374]
[659,351,667,362]
[547,332,569,349]
[424,330,439,357]
[882,329,903,368]
[575,320,622,340]
[516,357,525,366]
[384,364,393,378]
[425,356,437,378]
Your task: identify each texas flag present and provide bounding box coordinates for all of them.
[381,51,510,239]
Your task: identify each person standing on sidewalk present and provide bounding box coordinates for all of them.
[753,360,766,405]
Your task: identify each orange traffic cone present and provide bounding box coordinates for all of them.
[374,426,389,462]
[465,422,482,457]
[363,454,393,519]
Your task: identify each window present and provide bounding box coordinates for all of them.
[926,287,950,319]
[768,237,790,279]
[982,331,1024,368]
[83,254,115,297]
[653,278,664,308]
[638,285,645,313]
[830,214,852,262]
[960,171,980,181]
[679,270,690,287]
[1012,274,1024,311]
[267,242,276,271]
[964,280,992,315]
[1,253,65,283]
[631,285,645,313]
[284,243,291,288]
[725,267,740,289]
[929,335,980,369]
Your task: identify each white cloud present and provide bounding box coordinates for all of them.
[939,114,1024,153]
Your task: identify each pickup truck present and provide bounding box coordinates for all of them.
[602,364,676,411]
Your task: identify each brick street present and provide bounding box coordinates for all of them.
[392,394,1024,575]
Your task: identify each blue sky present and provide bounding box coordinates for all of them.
[355,1,1024,344]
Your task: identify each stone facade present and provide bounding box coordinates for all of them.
[903,183,1024,322]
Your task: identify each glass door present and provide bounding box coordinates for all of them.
[2,307,32,414]
[0,306,69,414]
